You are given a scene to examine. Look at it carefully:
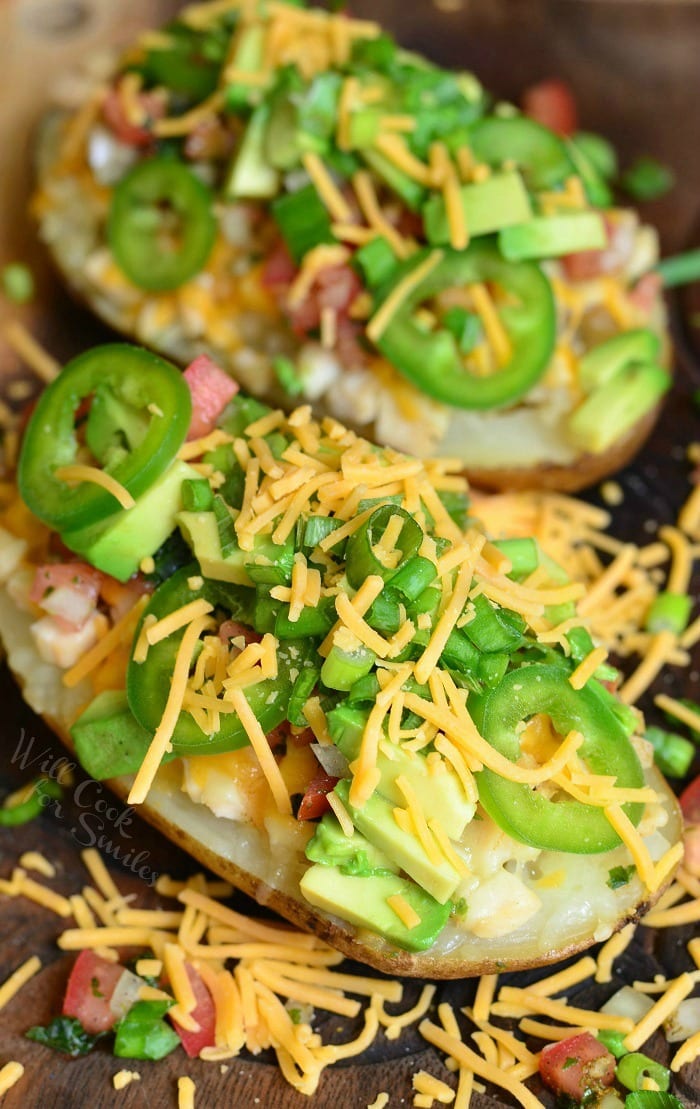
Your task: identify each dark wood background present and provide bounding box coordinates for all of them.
[0,2,699,1106]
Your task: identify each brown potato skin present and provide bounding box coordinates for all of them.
[33,118,671,496]
[464,401,665,494]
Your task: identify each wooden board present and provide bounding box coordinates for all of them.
[0,2,699,1107]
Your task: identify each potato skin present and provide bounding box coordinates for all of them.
[464,400,665,494]
[33,117,670,496]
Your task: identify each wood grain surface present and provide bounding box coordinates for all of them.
[0,2,699,1107]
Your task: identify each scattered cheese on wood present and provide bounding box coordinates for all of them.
[0,955,41,1012]
[0,1062,24,1098]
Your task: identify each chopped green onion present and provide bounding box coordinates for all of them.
[2,262,34,304]
[492,538,539,580]
[345,505,422,589]
[442,307,482,354]
[274,596,335,638]
[0,777,62,827]
[477,651,509,688]
[644,725,695,778]
[181,478,214,512]
[597,1030,628,1059]
[645,591,692,635]
[271,184,334,264]
[297,514,344,553]
[625,1093,684,1109]
[322,643,376,691]
[607,864,635,890]
[621,157,675,202]
[272,355,304,396]
[655,249,700,289]
[287,665,320,727]
[462,594,526,653]
[572,132,618,181]
[386,555,437,602]
[616,1054,670,1094]
[212,495,237,558]
[113,1000,180,1061]
[365,590,402,636]
[353,236,398,289]
[346,672,382,705]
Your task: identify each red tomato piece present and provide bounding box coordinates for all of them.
[297,771,339,821]
[30,562,103,606]
[679,775,700,825]
[628,272,663,316]
[539,1033,616,1101]
[522,78,578,137]
[262,241,297,289]
[174,965,216,1058]
[62,950,127,1034]
[184,355,239,441]
[102,81,166,148]
[218,620,262,645]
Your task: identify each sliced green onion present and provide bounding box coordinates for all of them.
[272,355,304,396]
[253,592,280,634]
[438,489,470,531]
[353,235,398,288]
[181,478,214,512]
[346,672,382,705]
[597,1030,628,1059]
[492,538,539,580]
[271,184,334,264]
[625,1094,685,1109]
[655,249,700,289]
[477,651,509,688]
[644,725,694,778]
[274,596,335,639]
[621,157,675,202]
[321,643,376,691]
[440,629,480,676]
[2,262,34,304]
[572,132,618,181]
[442,307,482,354]
[287,665,320,727]
[113,1000,180,1061]
[462,594,525,653]
[212,495,237,558]
[616,1054,670,1094]
[365,590,402,636]
[387,555,437,602]
[297,514,344,552]
[645,591,692,635]
[345,505,422,589]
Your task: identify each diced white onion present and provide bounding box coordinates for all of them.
[310,743,349,779]
[109,969,146,1019]
[41,584,95,629]
[601,985,654,1022]
[664,997,700,1043]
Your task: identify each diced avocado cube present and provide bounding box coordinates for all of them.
[305,814,398,876]
[578,327,661,393]
[330,706,473,840]
[299,863,451,952]
[226,104,280,199]
[71,691,169,779]
[334,778,461,904]
[62,460,201,582]
[424,171,532,244]
[225,24,267,111]
[177,511,294,586]
[498,212,606,261]
[567,362,671,455]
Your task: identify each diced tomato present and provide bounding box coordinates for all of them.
[102,80,166,148]
[184,117,235,163]
[297,771,339,821]
[683,825,700,877]
[539,1033,616,1101]
[679,775,700,825]
[62,950,126,1034]
[174,965,216,1058]
[218,620,262,645]
[262,241,298,289]
[628,271,663,315]
[287,264,363,336]
[30,562,103,630]
[562,216,635,283]
[184,355,239,441]
[522,78,578,137]
[100,574,153,621]
[289,726,316,747]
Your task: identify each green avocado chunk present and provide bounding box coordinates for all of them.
[177,509,294,586]
[71,691,169,779]
[305,814,398,876]
[333,778,461,904]
[577,327,661,393]
[498,212,606,261]
[567,362,671,455]
[62,460,201,582]
[299,863,451,952]
[424,170,533,244]
[329,705,474,840]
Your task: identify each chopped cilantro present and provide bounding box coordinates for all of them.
[620,157,674,202]
[607,865,636,890]
[26,1016,102,1057]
